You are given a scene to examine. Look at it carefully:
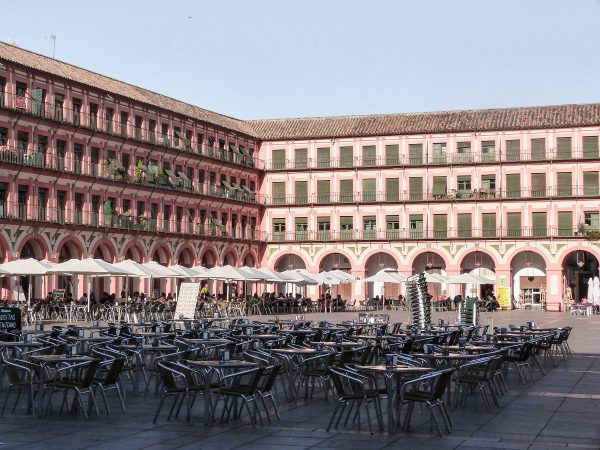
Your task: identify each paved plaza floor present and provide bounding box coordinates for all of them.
[1,309,599,449]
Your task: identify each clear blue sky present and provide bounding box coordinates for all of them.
[2,0,600,120]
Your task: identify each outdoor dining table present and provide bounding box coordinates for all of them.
[412,352,483,368]
[119,344,177,396]
[354,364,434,433]
[308,341,363,349]
[444,345,498,353]
[186,359,258,425]
[270,347,332,400]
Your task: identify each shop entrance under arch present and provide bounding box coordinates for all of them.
[510,251,546,309]
[364,252,398,300]
[459,251,496,300]
[562,250,600,305]
[319,252,352,300]
[412,251,446,302]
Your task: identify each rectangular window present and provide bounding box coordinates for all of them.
[148,119,156,143]
[409,177,423,201]
[481,174,496,192]
[584,211,600,230]
[56,140,66,171]
[531,173,547,198]
[340,216,353,240]
[197,133,203,154]
[507,212,522,237]
[531,138,545,160]
[89,103,98,129]
[482,213,497,237]
[456,141,472,163]
[385,144,399,165]
[583,171,599,196]
[433,214,447,238]
[556,137,572,160]
[0,77,5,108]
[73,143,83,175]
[317,179,330,203]
[318,217,331,241]
[457,175,471,197]
[0,127,6,145]
[272,182,286,205]
[362,145,376,166]
[340,146,353,168]
[432,176,447,198]
[385,178,399,202]
[556,172,572,197]
[106,108,113,133]
[72,98,81,126]
[295,217,308,240]
[481,140,495,162]
[532,212,547,237]
[457,213,472,238]
[295,181,308,204]
[363,215,376,239]
[583,136,599,159]
[339,179,354,202]
[272,149,285,170]
[505,139,520,161]
[134,116,142,139]
[557,211,573,237]
[120,111,128,136]
[17,131,28,152]
[433,143,447,163]
[173,127,181,148]
[386,215,399,239]
[409,214,423,239]
[30,88,44,116]
[74,192,83,225]
[409,144,423,165]
[54,94,64,121]
[317,147,330,168]
[531,212,548,237]
[160,124,169,147]
[294,148,307,169]
[273,218,286,241]
[362,178,376,202]
[506,173,521,198]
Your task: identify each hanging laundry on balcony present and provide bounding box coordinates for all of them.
[15,96,27,109]
[164,169,181,187]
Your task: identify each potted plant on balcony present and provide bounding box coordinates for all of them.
[103,159,119,180]
[133,160,146,183]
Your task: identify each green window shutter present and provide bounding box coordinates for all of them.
[272,182,285,205]
[294,181,307,204]
[481,175,496,192]
[386,215,400,239]
[557,211,573,237]
[457,213,472,238]
[433,143,447,163]
[340,146,354,167]
[505,139,520,161]
[317,180,330,203]
[531,173,547,198]
[385,144,399,165]
[340,179,354,202]
[409,214,423,239]
[434,214,447,238]
[272,149,285,170]
[457,175,472,196]
[317,217,331,240]
[583,136,599,159]
[409,144,423,165]
[273,218,286,241]
[409,177,423,200]
[31,88,44,116]
[294,148,307,169]
[317,147,330,168]
[362,145,376,166]
[362,178,376,202]
[432,176,447,196]
[507,212,522,237]
[340,216,353,239]
[583,171,599,196]
[295,217,308,240]
[557,137,572,160]
[482,213,497,237]
[532,212,547,237]
[506,174,521,198]
[556,172,572,197]
[530,138,545,160]
[385,178,399,201]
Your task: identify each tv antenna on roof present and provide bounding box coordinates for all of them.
[41,33,56,58]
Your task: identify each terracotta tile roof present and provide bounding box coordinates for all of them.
[0,42,257,138]
[248,103,600,141]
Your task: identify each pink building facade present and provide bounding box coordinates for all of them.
[1,43,600,311]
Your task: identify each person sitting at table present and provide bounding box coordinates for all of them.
[78,293,88,304]
[166,293,174,301]
[159,292,167,302]
[45,292,53,303]
[332,294,346,311]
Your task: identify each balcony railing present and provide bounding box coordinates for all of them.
[263,185,600,206]
[1,92,265,170]
[0,144,263,205]
[265,147,599,171]
[265,226,586,242]
[0,200,265,241]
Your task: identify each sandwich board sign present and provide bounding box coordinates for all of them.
[174,282,201,319]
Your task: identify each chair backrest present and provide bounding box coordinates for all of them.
[80,359,102,388]
[258,364,282,392]
[101,357,126,385]
[337,350,355,366]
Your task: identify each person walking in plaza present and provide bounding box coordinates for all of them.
[453,293,463,311]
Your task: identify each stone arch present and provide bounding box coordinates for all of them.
[122,241,146,263]
[360,248,401,271]
[0,233,11,263]
[176,245,196,267]
[221,248,239,267]
[407,249,450,272]
[200,247,218,268]
[315,248,356,270]
[454,246,500,269]
[17,236,49,260]
[150,243,172,265]
[505,246,551,269]
[55,236,84,262]
[557,246,600,304]
[273,252,308,271]
[509,249,548,308]
[240,250,257,268]
[90,238,117,263]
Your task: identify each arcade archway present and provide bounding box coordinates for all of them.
[510,251,546,309]
[364,252,399,300]
[562,250,600,304]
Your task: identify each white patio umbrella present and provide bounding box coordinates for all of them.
[254,267,296,282]
[198,265,255,281]
[423,272,446,284]
[0,258,54,304]
[313,272,347,285]
[168,264,202,278]
[281,269,320,286]
[364,269,407,283]
[327,270,359,282]
[447,273,489,285]
[594,276,600,306]
[47,258,135,311]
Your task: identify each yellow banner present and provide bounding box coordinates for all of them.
[497,286,510,310]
